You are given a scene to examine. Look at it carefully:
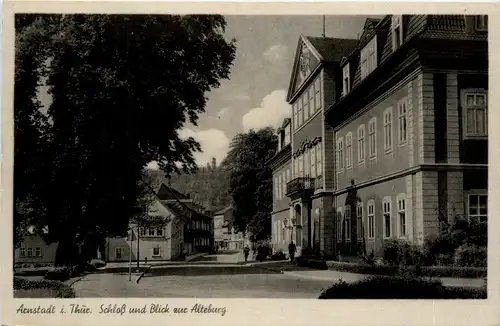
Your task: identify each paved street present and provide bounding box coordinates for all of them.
[70,252,485,298]
[73,267,332,298]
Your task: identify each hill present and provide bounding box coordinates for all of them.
[167,158,231,213]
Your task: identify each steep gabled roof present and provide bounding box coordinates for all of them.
[286,35,358,102]
[156,183,189,201]
[305,36,359,63]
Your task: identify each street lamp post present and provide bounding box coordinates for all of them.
[290,217,296,243]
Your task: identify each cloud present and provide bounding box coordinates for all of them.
[242,90,291,132]
[234,94,250,101]
[263,44,288,64]
[146,128,230,169]
[179,128,230,166]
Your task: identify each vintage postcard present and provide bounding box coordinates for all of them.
[2,1,499,326]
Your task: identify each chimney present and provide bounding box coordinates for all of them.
[212,157,216,169]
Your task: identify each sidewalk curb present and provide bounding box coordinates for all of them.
[68,275,87,288]
[254,265,284,274]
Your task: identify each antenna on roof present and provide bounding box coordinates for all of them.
[322,15,326,38]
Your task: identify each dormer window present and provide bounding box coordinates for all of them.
[284,124,291,145]
[342,64,350,95]
[475,15,488,31]
[360,37,377,79]
[392,15,403,50]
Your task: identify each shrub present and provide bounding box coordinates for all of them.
[326,261,486,278]
[454,245,487,267]
[318,275,486,299]
[435,253,455,266]
[421,266,486,278]
[44,267,72,281]
[14,277,76,298]
[296,257,328,270]
[270,251,287,261]
[90,259,106,268]
[382,239,424,267]
[256,245,271,262]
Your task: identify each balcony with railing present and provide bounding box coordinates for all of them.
[286,177,316,198]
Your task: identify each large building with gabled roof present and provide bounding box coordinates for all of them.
[268,15,488,259]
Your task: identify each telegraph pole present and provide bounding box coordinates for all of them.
[322,15,326,38]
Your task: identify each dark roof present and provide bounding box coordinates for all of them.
[419,15,488,41]
[163,200,211,222]
[305,36,358,63]
[215,205,232,215]
[163,202,190,221]
[328,14,487,116]
[156,183,189,201]
[365,17,382,27]
[144,169,166,194]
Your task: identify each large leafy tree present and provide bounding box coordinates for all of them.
[14,15,57,248]
[223,128,277,240]
[15,14,236,265]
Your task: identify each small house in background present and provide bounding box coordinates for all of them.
[14,226,57,265]
[105,197,184,262]
[213,205,250,250]
[105,180,214,262]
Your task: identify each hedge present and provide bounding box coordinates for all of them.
[296,257,328,270]
[318,275,486,299]
[14,277,76,298]
[326,261,486,278]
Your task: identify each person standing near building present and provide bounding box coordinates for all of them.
[243,245,250,262]
[288,241,296,263]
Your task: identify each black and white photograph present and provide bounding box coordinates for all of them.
[7,7,491,305]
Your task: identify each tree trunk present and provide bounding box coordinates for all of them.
[54,236,78,267]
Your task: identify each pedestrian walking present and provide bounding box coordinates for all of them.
[288,241,297,264]
[243,245,250,262]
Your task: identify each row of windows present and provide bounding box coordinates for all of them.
[336,98,408,172]
[140,228,165,237]
[274,144,323,201]
[335,90,487,171]
[275,169,291,200]
[193,238,210,246]
[336,195,408,241]
[292,78,322,132]
[343,15,487,99]
[293,143,323,179]
[343,15,402,96]
[186,220,211,231]
[19,247,42,257]
[336,193,487,242]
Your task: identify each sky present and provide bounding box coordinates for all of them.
[35,15,377,168]
[178,15,376,168]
